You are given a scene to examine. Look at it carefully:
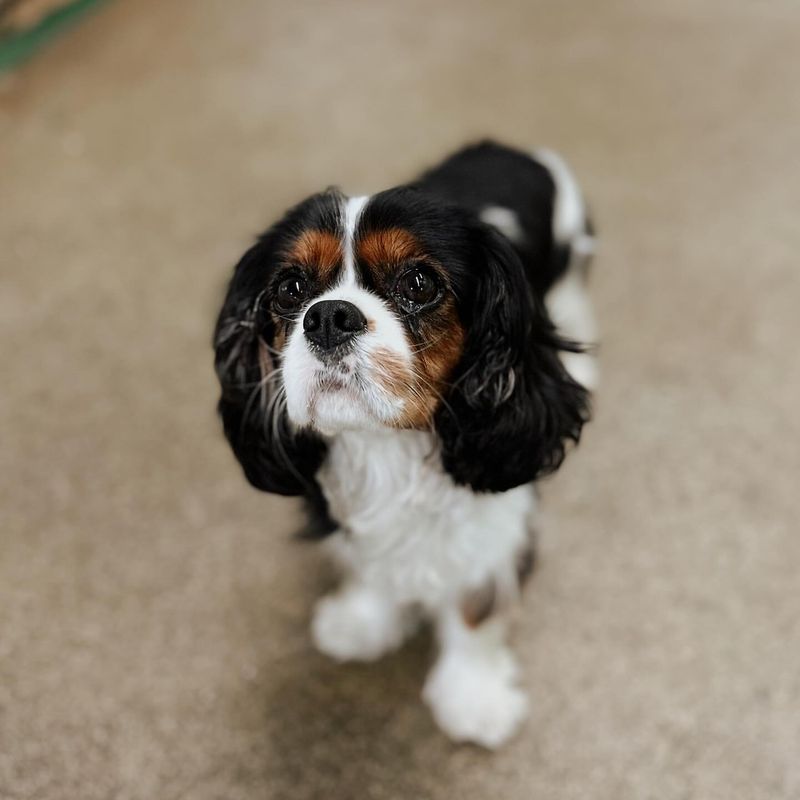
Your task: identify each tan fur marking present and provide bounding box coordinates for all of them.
[416,309,464,388]
[284,229,342,283]
[272,327,286,354]
[370,297,465,430]
[257,338,277,403]
[258,338,273,376]
[358,227,465,429]
[371,347,416,401]
[402,304,465,428]
[516,544,536,588]
[358,228,425,273]
[371,347,442,427]
[460,542,536,628]
[461,579,497,628]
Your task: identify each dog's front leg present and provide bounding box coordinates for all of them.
[422,601,528,748]
[311,580,415,662]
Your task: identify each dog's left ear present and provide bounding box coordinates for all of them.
[213,242,326,496]
[435,224,590,492]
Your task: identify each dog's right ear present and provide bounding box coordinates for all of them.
[435,224,590,492]
[213,241,326,496]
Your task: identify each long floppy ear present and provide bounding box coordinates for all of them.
[213,243,326,496]
[435,225,590,492]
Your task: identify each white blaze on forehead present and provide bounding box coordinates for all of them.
[341,195,370,286]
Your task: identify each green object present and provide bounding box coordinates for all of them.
[0,0,110,73]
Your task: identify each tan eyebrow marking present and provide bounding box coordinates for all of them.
[357,227,425,272]
[284,229,343,283]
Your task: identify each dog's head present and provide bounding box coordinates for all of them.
[214,187,589,494]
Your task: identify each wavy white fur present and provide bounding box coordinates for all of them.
[314,429,536,747]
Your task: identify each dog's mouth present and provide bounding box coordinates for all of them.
[316,374,349,393]
[303,359,402,434]
[307,364,363,409]
[310,360,360,397]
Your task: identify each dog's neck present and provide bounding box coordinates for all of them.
[316,428,447,536]
[322,427,440,486]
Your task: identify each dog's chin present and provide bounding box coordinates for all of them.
[287,379,399,437]
[308,387,386,436]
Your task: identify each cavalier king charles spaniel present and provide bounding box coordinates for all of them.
[213,141,597,748]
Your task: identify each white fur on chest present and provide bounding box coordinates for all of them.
[317,430,536,607]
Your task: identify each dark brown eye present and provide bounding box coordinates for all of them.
[396,267,439,311]
[275,275,308,313]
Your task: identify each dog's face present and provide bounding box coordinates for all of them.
[214,187,588,494]
[272,190,471,435]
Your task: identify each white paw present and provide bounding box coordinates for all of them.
[422,652,529,749]
[311,587,407,663]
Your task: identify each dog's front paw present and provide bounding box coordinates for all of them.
[311,587,407,662]
[422,651,528,748]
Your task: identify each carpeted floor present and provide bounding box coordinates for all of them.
[1,1,798,798]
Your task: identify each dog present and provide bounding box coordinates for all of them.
[213,141,597,748]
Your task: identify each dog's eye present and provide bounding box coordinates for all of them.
[275,276,308,313]
[395,267,439,311]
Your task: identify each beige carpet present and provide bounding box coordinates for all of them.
[1,1,798,797]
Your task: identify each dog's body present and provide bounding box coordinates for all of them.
[214,142,597,747]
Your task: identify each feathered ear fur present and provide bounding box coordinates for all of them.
[435,225,590,492]
[213,242,326,496]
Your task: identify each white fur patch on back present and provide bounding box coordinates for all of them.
[479,205,525,244]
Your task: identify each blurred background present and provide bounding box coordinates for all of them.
[1,1,798,798]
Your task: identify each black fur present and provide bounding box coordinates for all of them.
[416,140,571,294]
[433,222,589,492]
[213,192,342,497]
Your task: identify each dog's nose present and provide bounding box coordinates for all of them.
[303,299,367,351]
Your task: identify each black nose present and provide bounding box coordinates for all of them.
[303,300,367,352]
